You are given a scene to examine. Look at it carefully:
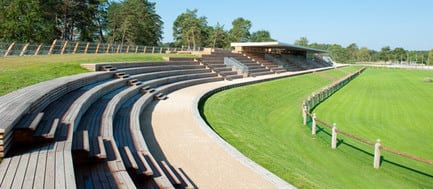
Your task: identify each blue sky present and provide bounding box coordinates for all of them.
[152,0,433,50]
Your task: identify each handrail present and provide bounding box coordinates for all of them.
[224,57,249,74]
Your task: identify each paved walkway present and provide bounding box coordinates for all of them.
[149,69,336,188]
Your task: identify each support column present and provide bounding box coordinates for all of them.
[373,139,381,169]
[331,123,337,149]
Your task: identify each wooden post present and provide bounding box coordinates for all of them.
[159,47,163,54]
[302,105,307,125]
[135,46,139,53]
[312,113,317,135]
[143,46,147,53]
[60,41,68,54]
[34,44,43,55]
[48,39,57,55]
[126,45,130,53]
[106,44,110,53]
[116,44,121,53]
[84,42,90,54]
[4,42,16,57]
[20,43,30,56]
[151,47,155,54]
[331,123,337,149]
[373,139,381,169]
[95,43,100,54]
[73,42,79,54]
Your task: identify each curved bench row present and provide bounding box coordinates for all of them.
[0,59,222,188]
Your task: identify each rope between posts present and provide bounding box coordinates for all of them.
[302,67,433,167]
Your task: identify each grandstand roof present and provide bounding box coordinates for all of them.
[231,41,327,53]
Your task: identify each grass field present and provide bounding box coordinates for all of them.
[0,53,195,96]
[202,67,433,188]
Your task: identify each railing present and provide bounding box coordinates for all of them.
[224,57,249,75]
[264,54,287,68]
[0,40,203,57]
[301,67,433,169]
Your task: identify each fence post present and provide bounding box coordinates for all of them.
[126,45,130,53]
[20,43,30,56]
[116,44,121,53]
[48,39,57,55]
[106,44,110,53]
[34,44,42,55]
[60,41,68,54]
[73,42,79,54]
[152,47,155,54]
[143,46,147,53]
[302,105,308,125]
[331,123,337,149]
[4,42,16,57]
[374,139,381,169]
[135,46,139,53]
[95,43,100,54]
[312,113,317,135]
[159,47,163,54]
[84,42,90,54]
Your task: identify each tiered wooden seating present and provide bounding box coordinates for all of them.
[243,52,288,73]
[0,58,227,188]
[229,53,275,77]
[200,50,244,80]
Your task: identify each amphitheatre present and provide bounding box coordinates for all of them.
[0,41,433,189]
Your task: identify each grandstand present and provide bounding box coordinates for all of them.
[0,43,334,188]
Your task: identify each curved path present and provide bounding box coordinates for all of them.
[148,67,338,188]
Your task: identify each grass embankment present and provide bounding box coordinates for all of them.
[0,53,196,96]
[202,66,433,188]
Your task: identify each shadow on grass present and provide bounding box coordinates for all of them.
[313,124,433,179]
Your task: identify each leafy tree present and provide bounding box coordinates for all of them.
[328,44,349,63]
[346,43,359,63]
[208,23,229,48]
[0,0,55,43]
[229,17,251,42]
[428,49,433,65]
[173,9,208,49]
[121,0,162,45]
[393,47,406,62]
[357,47,371,62]
[106,0,162,45]
[294,37,309,46]
[249,30,274,42]
[379,46,391,62]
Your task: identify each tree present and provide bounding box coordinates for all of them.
[357,47,371,62]
[173,9,208,49]
[392,47,406,63]
[249,30,274,42]
[379,46,391,62]
[208,23,229,48]
[121,0,162,45]
[0,0,56,43]
[107,0,162,45]
[229,17,251,42]
[428,49,433,65]
[346,43,359,63]
[294,37,309,46]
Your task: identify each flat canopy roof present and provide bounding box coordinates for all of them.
[231,41,327,53]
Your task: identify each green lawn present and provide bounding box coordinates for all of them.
[202,67,433,188]
[0,53,195,96]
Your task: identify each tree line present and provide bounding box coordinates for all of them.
[0,1,431,64]
[295,37,433,65]
[0,0,162,46]
[172,9,274,50]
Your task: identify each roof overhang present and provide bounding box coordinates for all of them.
[231,41,328,53]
